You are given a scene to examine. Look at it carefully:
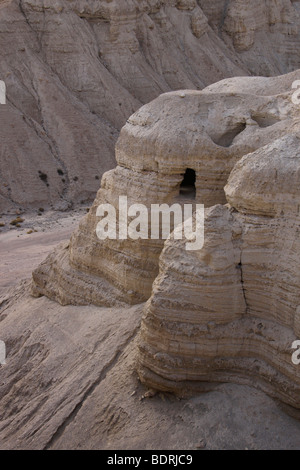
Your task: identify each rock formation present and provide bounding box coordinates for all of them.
[2,283,300,449]
[1,0,300,211]
[32,70,300,309]
[137,133,300,408]
[30,67,300,409]
[3,0,300,449]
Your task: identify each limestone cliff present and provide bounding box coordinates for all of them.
[137,134,300,408]
[32,70,300,309]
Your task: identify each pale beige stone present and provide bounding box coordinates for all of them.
[137,134,300,408]
[32,70,300,312]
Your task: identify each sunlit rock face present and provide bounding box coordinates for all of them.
[137,133,300,409]
[32,70,300,311]
[30,61,300,408]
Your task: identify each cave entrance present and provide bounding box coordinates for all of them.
[179,168,196,199]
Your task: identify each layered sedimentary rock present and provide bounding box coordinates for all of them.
[1,0,300,211]
[201,0,300,73]
[137,133,300,408]
[2,284,300,449]
[32,70,300,308]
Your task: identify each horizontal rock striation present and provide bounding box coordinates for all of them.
[137,133,300,408]
[32,71,300,307]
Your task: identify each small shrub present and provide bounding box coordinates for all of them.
[38,171,48,183]
[10,217,24,226]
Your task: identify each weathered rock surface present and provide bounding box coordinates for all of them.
[1,283,300,449]
[137,133,300,408]
[32,70,300,308]
[0,282,143,449]
[2,216,300,450]
[30,69,300,411]
[1,0,300,211]
[2,0,300,450]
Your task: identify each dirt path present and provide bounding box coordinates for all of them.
[0,209,86,295]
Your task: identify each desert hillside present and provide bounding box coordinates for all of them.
[1,0,300,211]
[1,68,300,449]
[1,0,300,452]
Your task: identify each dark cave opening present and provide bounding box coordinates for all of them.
[180,168,196,199]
